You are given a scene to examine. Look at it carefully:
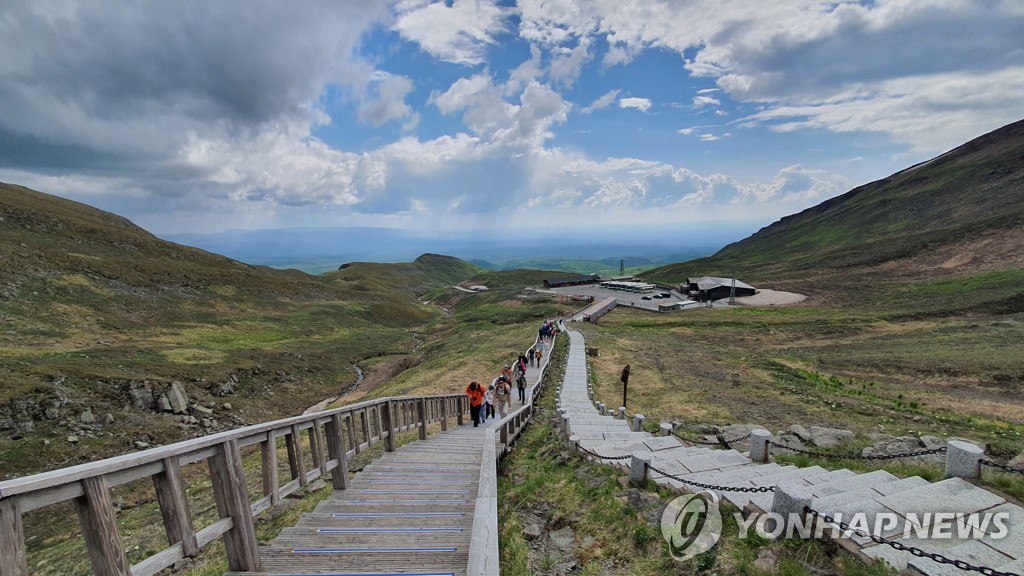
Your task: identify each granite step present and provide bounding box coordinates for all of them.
[808,469,899,497]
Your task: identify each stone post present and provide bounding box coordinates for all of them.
[618,407,627,420]
[659,422,672,437]
[769,482,813,537]
[568,435,580,454]
[561,414,571,436]
[632,414,645,432]
[945,440,983,479]
[750,429,771,463]
[598,403,606,415]
[629,451,652,486]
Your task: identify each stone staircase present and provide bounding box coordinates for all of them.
[558,328,1024,576]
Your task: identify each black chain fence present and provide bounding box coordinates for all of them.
[673,430,752,447]
[804,507,1021,576]
[769,441,948,462]
[981,459,1024,475]
[646,462,775,493]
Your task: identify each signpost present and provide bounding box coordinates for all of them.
[620,364,631,408]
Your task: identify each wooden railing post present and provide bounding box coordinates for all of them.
[326,413,350,490]
[0,498,28,576]
[262,430,280,506]
[382,401,396,452]
[346,414,359,454]
[153,457,199,557]
[287,424,307,487]
[456,396,464,425]
[417,398,428,440]
[74,476,131,576]
[207,439,260,572]
[309,422,327,477]
[440,397,448,431]
[360,410,371,448]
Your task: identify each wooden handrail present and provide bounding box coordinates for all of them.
[0,393,468,576]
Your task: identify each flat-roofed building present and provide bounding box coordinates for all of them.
[683,277,756,301]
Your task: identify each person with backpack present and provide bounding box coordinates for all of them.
[494,377,511,418]
[515,372,527,404]
[484,384,495,420]
[534,346,543,367]
[466,381,485,427]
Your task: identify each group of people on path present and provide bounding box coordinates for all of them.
[465,320,559,427]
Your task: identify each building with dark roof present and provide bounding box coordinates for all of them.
[543,274,600,288]
[683,277,756,301]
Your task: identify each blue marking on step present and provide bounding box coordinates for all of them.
[332,512,464,517]
[359,489,469,494]
[292,546,456,553]
[367,472,474,477]
[344,499,468,505]
[316,527,463,533]
[278,569,454,573]
[368,480,472,484]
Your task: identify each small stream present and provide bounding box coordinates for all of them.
[302,363,365,415]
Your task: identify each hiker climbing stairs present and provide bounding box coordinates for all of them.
[557,327,1024,576]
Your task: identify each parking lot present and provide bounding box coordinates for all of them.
[541,283,698,312]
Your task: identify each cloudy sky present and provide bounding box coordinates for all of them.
[1,1,1022,237]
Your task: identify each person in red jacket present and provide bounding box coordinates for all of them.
[466,381,485,427]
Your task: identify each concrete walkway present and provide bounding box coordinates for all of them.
[558,328,1024,576]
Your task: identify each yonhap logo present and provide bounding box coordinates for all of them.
[661,491,723,561]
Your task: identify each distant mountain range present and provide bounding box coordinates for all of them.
[161,224,750,274]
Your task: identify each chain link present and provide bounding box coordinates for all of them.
[673,430,752,447]
[646,462,775,493]
[769,441,947,461]
[981,459,1024,475]
[804,507,1021,576]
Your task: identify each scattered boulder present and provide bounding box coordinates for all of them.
[1009,450,1024,468]
[808,426,854,449]
[103,413,115,425]
[787,424,811,442]
[549,526,576,554]
[67,434,80,443]
[862,436,944,465]
[222,402,232,410]
[157,394,173,413]
[719,423,761,440]
[167,382,189,414]
[523,524,543,541]
[134,441,151,450]
[79,409,96,425]
[193,404,214,416]
[211,381,235,397]
[128,383,155,410]
[770,433,806,454]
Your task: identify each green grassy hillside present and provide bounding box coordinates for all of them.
[0,185,492,477]
[644,119,1024,288]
